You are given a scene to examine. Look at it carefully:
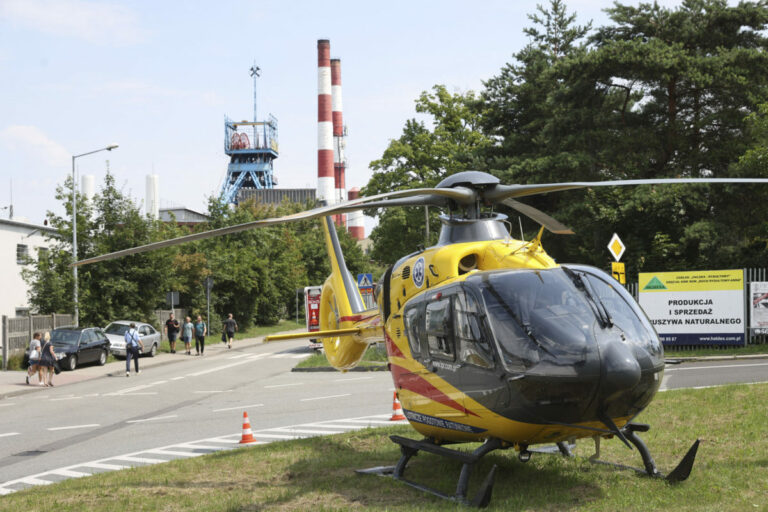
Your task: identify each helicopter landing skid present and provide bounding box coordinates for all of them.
[589,422,700,482]
[356,435,503,508]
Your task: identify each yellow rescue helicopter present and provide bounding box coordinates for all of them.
[75,171,768,507]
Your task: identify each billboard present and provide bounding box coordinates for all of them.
[750,281,768,334]
[638,270,745,346]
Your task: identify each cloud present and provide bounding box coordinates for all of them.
[0,125,70,166]
[0,0,144,45]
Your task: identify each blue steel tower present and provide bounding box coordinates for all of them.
[220,64,278,204]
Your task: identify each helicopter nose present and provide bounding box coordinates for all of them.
[601,341,641,399]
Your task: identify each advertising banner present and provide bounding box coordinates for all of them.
[750,281,768,334]
[638,270,745,346]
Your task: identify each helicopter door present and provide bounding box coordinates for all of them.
[453,289,509,412]
[421,294,467,419]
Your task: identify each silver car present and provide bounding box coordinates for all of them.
[104,321,161,358]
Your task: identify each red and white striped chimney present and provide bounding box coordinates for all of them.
[347,188,365,240]
[331,58,346,226]
[317,39,334,204]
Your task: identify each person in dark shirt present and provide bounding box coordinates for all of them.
[164,313,180,354]
[223,313,238,349]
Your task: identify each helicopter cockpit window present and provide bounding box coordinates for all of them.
[578,270,662,359]
[472,270,596,373]
[453,291,493,369]
[404,305,422,356]
[426,297,454,359]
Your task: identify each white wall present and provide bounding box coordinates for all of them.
[0,219,56,318]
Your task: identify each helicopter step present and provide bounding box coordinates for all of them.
[356,435,504,508]
[588,422,700,482]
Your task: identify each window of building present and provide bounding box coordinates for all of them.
[16,244,29,264]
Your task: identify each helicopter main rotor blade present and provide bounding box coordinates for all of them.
[501,198,574,235]
[73,186,475,267]
[485,177,768,202]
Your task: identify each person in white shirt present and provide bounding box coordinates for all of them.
[26,332,43,385]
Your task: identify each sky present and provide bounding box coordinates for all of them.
[0,0,687,235]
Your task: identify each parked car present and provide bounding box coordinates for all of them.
[104,321,161,358]
[49,327,110,371]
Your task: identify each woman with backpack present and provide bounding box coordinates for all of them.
[194,315,207,356]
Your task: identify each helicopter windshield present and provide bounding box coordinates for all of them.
[469,266,662,376]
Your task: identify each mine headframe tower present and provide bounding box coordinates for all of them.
[220,64,279,204]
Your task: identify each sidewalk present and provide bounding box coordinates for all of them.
[0,333,289,400]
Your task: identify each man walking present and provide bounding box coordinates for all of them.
[125,322,144,377]
[223,313,238,350]
[164,313,180,354]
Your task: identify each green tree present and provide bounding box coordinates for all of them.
[364,85,490,264]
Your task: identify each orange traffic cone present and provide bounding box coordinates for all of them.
[239,411,257,444]
[390,391,406,421]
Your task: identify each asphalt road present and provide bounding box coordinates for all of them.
[1,346,767,495]
[0,338,398,493]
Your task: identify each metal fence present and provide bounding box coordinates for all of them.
[1,314,74,370]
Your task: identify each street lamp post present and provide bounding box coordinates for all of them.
[72,144,118,326]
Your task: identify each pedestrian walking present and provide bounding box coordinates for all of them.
[223,313,238,349]
[194,315,207,356]
[164,313,180,354]
[125,322,144,377]
[25,332,43,385]
[182,316,194,355]
[38,331,56,387]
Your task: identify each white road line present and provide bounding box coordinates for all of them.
[186,358,256,377]
[126,415,178,424]
[146,449,202,458]
[269,353,298,359]
[301,423,374,430]
[249,433,301,439]
[300,393,351,402]
[665,362,768,371]
[193,390,232,394]
[49,469,90,478]
[174,443,227,451]
[0,403,16,407]
[112,456,166,464]
[18,477,53,486]
[213,404,264,412]
[50,396,83,401]
[264,382,302,389]
[333,376,374,382]
[206,438,241,444]
[271,428,343,435]
[247,353,271,360]
[48,424,100,431]
[0,488,14,495]
[81,462,127,470]
[342,419,398,425]
[0,433,20,438]
[120,392,158,396]
[171,376,184,381]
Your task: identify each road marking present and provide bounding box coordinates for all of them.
[264,382,302,389]
[147,449,202,458]
[50,396,83,401]
[333,376,374,382]
[171,376,184,381]
[120,392,158,396]
[18,477,53,486]
[193,390,232,394]
[301,422,374,430]
[0,433,20,438]
[112,456,166,464]
[174,443,225,451]
[126,415,178,424]
[48,424,100,431]
[0,403,16,407]
[186,358,256,377]
[665,362,768,372]
[248,432,301,439]
[81,462,127,470]
[50,469,90,478]
[300,393,351,402]
[247,353,271,360]
[213,404,264,412]
[271,428,344,435]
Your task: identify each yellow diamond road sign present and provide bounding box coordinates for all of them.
[608,233,626,262]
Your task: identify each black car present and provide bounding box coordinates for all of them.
[49,327,111,371]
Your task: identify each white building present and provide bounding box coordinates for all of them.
[0,218,57,318]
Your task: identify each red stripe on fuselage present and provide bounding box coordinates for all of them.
[390,364,479,417]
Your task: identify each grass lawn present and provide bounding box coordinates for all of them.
[295,343,388,369]
[2,383,766,511]
[665,343,768,358]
